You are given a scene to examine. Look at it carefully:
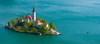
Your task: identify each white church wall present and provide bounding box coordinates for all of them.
[32,12,36,21]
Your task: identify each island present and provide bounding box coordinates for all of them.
[3,7,62,35]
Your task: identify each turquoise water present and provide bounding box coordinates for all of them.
[0,0,100,44]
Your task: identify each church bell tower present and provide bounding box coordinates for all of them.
[32,7,36,21]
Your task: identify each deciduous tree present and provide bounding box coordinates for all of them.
[40,25,46,33]
[11,18,15,26]
[8,21,10,27]
[49,22,56,30]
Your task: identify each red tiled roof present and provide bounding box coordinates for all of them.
[25,15,32,19]
[35,20,41,23]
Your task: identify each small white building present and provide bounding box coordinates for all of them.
[35,20,43,27]
[35,20,49,28]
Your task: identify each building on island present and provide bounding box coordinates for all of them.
[35,20,42,28]
[24,7,48,28]
[32,7,36,21]
[4,6,62,35]
[25,13,32,22]
[35,20,49,28]
[25,7,36,22]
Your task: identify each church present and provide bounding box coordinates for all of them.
[25,7,36,22]
[24,7,48,28]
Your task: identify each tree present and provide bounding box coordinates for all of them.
[18,20,21,26]
[49,22,56,30]
[36,16,40,20]
[11,18,15,26]
[29,22,35,28]
[12,26,17,31]
[24,20,28,26]
[23,25,28,32]
[39,19,48,23]
[20,16,23,20]
[25,20,31,26]
[28,22,31,26]
[8,21,10,27]
[44,30,52,35]
[31,28,38,33]
[40,25,46,33]
[43,20,48,23]
[22,14,25,19]
[18,26,21,30]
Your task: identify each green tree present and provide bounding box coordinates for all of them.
[20,16,23,20]
[18,26,21,30]
[25,20,31,26]
[22,14,25,19]
[36,16,40,20]
[39,19,48,23]
[24,20,28,26]
[8,21,10,27]
[18,20,21,26]
[28,27,32,31]
[44,30,52,35]
[40,25,46,33]
[23,26,28,32]
[28,22,31,26]
[31,28,38,33]
[49,22,56,30]
[30,22,35,28]
[43,20,48,23]
[12,26,17,31]
[11,18,15,26]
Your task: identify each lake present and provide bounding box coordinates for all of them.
[0,0,100,44]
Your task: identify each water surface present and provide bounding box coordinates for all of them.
[0,0,100,44]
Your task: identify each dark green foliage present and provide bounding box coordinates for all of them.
[29,22,35,28]
[18,26,21,30]
[20,14,25,20]
[11,18,15,26]
[49,22,56,30]
[8,21,10,27]
[18,20,21,26]
[31,27,38,33]
[6,15,58,35]
[23,25,28,32]
[37,16,48,23]
[39,19,48,23]
[21,16,23,20]
[44,30,52,35]
[22,14,25,19]
[24,21,31,26]
[12,26,17,31]
[40,25,46,33]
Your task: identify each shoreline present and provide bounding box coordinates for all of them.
[3,25,59,35]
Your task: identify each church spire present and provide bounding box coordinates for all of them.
[32,6,36,21]
[33,6,35,12]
